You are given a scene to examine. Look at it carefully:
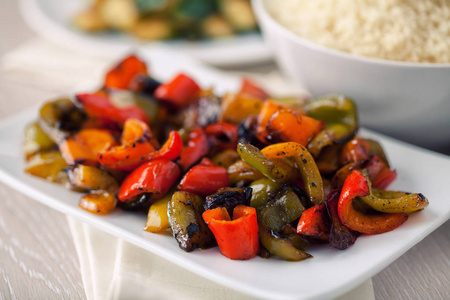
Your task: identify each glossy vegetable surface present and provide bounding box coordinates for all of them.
[179,127,210,172]
[178,158,229,196]
[59,129,116,166]
[258,187,305,232]
[203,205,259,260]
[39,98,87,143]
[305,96,358,157]
[262,142,324,205]
[98,119,182,171]
[249,178,281,210]
[154,73,201,109]
[168,191,216,252]
[66,164,118,192]
[118,160,180,205]
[79,191,117,215]
[23,54,429,262]
[326,189,358,250]
[338,170,409,234]
[77,92,149,125]
[204,187,251,215]
[259,224,312,261]
[297,204,330,241]
[104,55,148,89]
[23,122,56,160]
[25,150,67,182]
[144,193,173,233]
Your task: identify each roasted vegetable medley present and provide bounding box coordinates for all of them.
[24,55,428,261]
[74,0,258,40]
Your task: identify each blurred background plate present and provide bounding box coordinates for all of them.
[19,0,272,66]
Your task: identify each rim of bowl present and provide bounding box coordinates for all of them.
[253,0,450,69]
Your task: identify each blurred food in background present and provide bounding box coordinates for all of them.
[74,0,258,41]
[266,0,450,63]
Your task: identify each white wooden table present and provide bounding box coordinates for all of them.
[1,1,449,299]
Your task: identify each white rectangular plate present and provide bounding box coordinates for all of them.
[1,50,450,300]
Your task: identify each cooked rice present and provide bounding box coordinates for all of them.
[266,0,450,63]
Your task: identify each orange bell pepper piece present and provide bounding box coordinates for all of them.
[218,93,263,125]
[339,137,371,166]
[98,119,182,171]
[104,55,148,90]
[265,110,323,146]
[59,129,116,166]
[203,205,259,260]
[256,100,322,146]
[79,192,117,215]
[338,170,408,234]
[256,100,289,137]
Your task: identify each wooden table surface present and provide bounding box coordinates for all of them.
[1,1,449,299]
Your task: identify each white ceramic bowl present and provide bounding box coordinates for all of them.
[252,0,450,149]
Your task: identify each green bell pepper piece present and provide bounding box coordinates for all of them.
[258,187,305,232]
[259,224,312,261]
[168,191,216,252]
[237,142,293,182]
[358,170,429,214]
[305,96,358,157]
[249,178,281,210]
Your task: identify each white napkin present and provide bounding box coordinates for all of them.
[2,38,375,300]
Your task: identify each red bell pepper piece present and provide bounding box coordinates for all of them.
[204,122,238,152]
[338,170,408,234]
[202,205,259,260]
[76,93,149,125]
[178,128,210,172]
[364,154,397,190]
[81,116,121,134]
[151,130,183,161]
[297,204,330,241]
[104,55,148,90]
[372,167,397,190]
[118,159,180,203]
[154,73,201,108]
[238,78,269,100]
[98,119,182,171]
[178,158,229,197]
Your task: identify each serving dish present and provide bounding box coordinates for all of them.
[1,49,450,300]
[252,0,450,149]
[19,0,272,66]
